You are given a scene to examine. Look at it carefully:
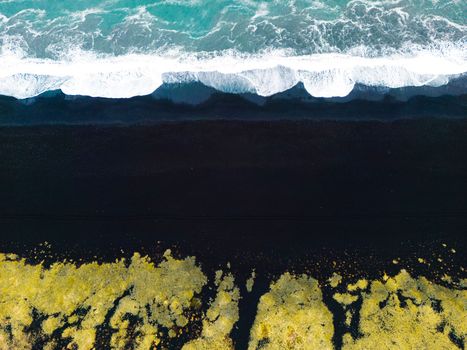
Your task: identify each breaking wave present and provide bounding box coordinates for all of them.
[1,0,466,101]
[0,47,465,100]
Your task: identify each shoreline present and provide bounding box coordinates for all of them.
[1,90,466,125]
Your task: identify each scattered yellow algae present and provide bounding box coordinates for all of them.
[333,293,358,306]
[202,274,239,339]
[63,327,96,350]
[442,274,453,284]
[418,258,426,264]
[248,273,334,350]
[42,316,63,336]
[182,273,240,350]
[345,310,353,327]
[2,253,19,261]
[246,270,256,292]
[328,272,342,288]
[107,252,207,349]
[347,279,368,292]
[1,250,465,350]
[0,251,207,350]
[342,270,467,350]
[214,270,224,286]
[135,324,160,350]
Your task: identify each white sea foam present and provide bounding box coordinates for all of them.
[0,47,465,99]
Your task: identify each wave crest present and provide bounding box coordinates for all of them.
[0,48,465,99]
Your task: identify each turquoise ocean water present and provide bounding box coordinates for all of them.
[0,0,466,99]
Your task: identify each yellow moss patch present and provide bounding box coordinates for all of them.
[0,251,207,350]
[347,279,368,292]
[345,310,353,327]
[246,270,256,293]
[342,270,467,350]
[42,316,63,336]
[328,272,342,288]
[248,273,334,350]
[182,273,239,350]
[1,250,465,350]
[334,293,358,305]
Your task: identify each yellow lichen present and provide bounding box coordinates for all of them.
[182,273,239,350]
[248,273,334,350]
[345,310,353,327]
[214,270,223,286]
[347,279,368,292]
[42,316,63,335]
[342,270,467,350]
[333,293,358,305]
[1,250,465,350]
[328,272,342,288]
[246,270,256,292]
[0,251,207,350]
[441,274,453,283]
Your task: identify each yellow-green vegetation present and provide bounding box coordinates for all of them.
[0,250,465,350]
[0,251,207,350]
[182,272,240,350]
[340,270,466,350]
[333,293,358,305]
[347,279,368,292]
[248,273,334,350]
[246,270,256,293]
[328,272,342,288]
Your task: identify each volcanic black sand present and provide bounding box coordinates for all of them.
[1,117,466,350]
[0,118,465,269]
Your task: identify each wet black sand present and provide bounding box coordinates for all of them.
[0,118,466,264]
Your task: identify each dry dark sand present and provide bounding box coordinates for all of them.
[0,118,465,260]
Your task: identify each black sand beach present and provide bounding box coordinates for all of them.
[1,117,466,349]
[1,2,466,348]
[0,118,466,264]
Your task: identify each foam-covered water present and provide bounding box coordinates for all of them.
[0,0,466,99]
